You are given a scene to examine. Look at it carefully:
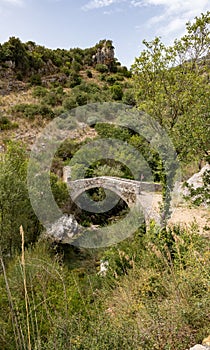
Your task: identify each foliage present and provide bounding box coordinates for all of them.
[86,69,92,78]
[68,71,82,88]
[0,225,209,349]
[184,169,210,206]
[42,87,65,106]
[95,63,109,73]
[0,142,41,258]
[0,116,18,130]
[12,103,55,119]
[32,86,48,98]
[131,11,210,163]
[30,73,42,86]
[110,83,123,100]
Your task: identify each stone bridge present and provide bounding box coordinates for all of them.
[63,166,162,223]
[47,168,163,246]
[68,176,161,205]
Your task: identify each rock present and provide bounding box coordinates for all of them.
[172,164,210,206]
[186,164,210,191]
[190,345,210,350]
[47,214,78,242]
[92,40,115,67]
[98,260,109,276]
[5,60,15,69]
[203,336,210,346]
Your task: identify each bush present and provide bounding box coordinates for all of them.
[75,91,88,106]
[117,66,132,77]
[68,71,82,88]
[13,103,55,119]
[75,82,100,94]
[63,96,77,110]
[32,86,48,98]
[30,73,42,86]
[95,63,109,73]
[0,116,18,130]
[122,89,136,106]
[71,60,82,72]
[86,70,92,78]
[110,83,123,100]
[106,75,117,85]
[100,73,106,81]
[42,89,64,107]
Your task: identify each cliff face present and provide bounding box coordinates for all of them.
[92,40,115,67]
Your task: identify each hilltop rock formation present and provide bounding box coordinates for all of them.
[92,40,115,68]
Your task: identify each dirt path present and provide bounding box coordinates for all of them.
[146,193,210,236]
[169,205,210,235]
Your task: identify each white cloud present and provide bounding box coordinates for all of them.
[82,0,124,11]
[0,0,23,5]
[132,0,209,39]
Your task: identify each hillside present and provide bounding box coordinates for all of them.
[0,12,209,350]
[0,38,134,147]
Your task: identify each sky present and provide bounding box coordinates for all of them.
[0,0,209,67]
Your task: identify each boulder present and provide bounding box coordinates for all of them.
[190,345,210,350]
[47,214,78,242]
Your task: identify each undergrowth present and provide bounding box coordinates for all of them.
[0,223,209,349]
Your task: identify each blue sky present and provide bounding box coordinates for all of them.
[0,0,209,67]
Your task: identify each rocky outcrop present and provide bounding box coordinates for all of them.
[171,164,210,206]
[92,40,115,67]
[185,164,210,191]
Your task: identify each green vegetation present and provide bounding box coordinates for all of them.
[12,103,55,119]
[0,116,18,130]
[0,224,209,349]
[132,12,210,165]
[0,11,209,350]
[184,169,210,206]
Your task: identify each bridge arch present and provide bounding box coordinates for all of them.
[68,177,138,206]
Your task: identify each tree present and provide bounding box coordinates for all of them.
[0,143,41,258]
[110,83,123,100]
[131,12,210,164]
[2,37,29,72]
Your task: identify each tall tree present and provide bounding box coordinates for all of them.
[131,12,210,164]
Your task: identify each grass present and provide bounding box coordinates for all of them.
[0,223,209,350]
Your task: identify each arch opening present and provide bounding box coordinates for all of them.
[71,187,130,228]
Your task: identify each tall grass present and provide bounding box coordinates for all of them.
[0,223,209,349]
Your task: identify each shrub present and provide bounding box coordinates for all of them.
[43,91,63,107]
[122,90,136,106]
[86,70,93,78]
[13,103,55,119]
[32,86,48,98]
[30,73,42,86]
[63,96,77,110]
[71,60,82,72]
[75,91,88,106]
[117,65,132,77]
[100,73,106,81]
[110,83,123,100]
[68,71,82,88]
[0,116,18,130]
[95,63,108,73]
[39,104,55,119]
[16,71,23,81]
[106,75,117,85]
